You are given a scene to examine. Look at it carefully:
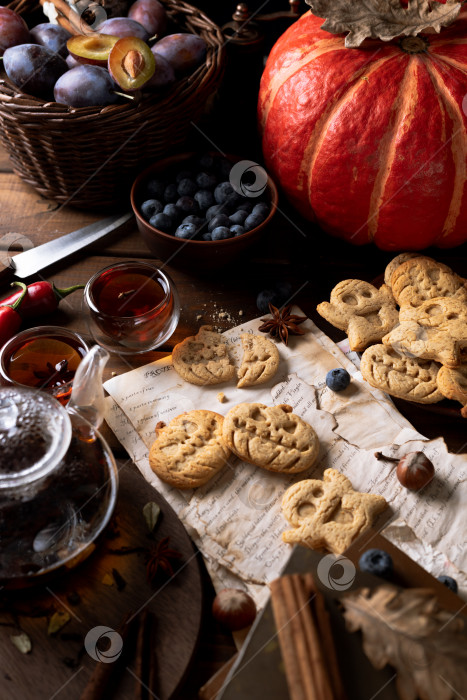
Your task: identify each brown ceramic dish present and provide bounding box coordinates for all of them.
[130,152,278,271]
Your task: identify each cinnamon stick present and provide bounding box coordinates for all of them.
[270,574,342,700]
[133,611,148,700]
[270,577,308,700]
[39,0,95,35]
[308,577,347,700]
[79,613,135,700]
[291,575,333,700]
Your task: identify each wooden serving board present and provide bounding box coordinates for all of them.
[0,462,203,700]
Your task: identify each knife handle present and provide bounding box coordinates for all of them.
[0,259,15,292]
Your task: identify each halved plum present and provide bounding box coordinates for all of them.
[108,36,155,91]
[67,33,119,66]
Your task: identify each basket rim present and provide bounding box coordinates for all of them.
[0,0,226,121]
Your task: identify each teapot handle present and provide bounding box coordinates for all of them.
[67,345,109,430]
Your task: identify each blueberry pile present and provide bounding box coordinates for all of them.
[139,155,272,241]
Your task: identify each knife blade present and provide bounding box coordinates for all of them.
[0,211,134,286]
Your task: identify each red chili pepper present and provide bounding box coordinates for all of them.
[0,282,27,347]
[0,281,85,319]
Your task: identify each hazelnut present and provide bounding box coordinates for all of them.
[212,588,256,631]
[396,451,434,490]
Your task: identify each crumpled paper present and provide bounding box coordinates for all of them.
[104,312,467,606]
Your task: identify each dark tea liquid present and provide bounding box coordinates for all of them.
[5,335,87,404]
[92,269,166,317]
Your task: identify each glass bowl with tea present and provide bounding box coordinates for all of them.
[84,260,180,354]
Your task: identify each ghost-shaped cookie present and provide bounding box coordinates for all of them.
[282,469,387,554]
[317,279,399,352]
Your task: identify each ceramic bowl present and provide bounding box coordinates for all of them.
[130,152,278,271]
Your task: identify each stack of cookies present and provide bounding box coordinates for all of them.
[317,254,467,416]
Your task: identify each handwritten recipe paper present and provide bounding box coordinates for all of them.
[104,311,467,606]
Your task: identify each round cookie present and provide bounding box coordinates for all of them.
[222,402,319,474]
[149,410,231,489]
[237,334,279,388]
[437,365,467,417]
[172,325,235,386]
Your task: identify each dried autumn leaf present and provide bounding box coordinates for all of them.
[143,501,161,534]
[48,611,70,636]
[341,585,467,700]
[306,0,462,47]
[10,632,32,654]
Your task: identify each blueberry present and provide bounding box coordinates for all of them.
[149,212,173,233]
[175,222,197,239]
[194,189,215,211]
[146,179,165,199]
[201,232,212,241]
[244,213,264,231]
[176,196,199,214]
[252,202,270,218]
[229,209,248,225]
[163,183,178,203]
[256,289,278,314]
[230,225,245,237]
[206,204,226,221]
[208,214,231,232]
[211,226,232,241]
[183,215,205,229]
[326,368,351,392]
[359,549,393,579]
[217,158,232,179]
[163,203,183,223]
[256,282,293,314]
[140,198,163,220]
[175,169,193,183]
[438,575,458,593]
[196,171,217,190]
[214,181,235,204]
[224,192,242,213]
[198,153,216,171]
[177,178,197,197]
[237,201,253,213]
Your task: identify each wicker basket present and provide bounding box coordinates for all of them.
[0,0,225,209]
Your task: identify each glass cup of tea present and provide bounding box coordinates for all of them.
[84,260,180,354]
[0,326,90,406]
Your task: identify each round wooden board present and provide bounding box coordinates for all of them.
[0,462,203,700]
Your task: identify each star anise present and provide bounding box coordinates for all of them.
[33,360,75,389]
[145,537,182,585]
[258,303,307,345]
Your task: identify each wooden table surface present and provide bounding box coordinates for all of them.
[1,123,467,700]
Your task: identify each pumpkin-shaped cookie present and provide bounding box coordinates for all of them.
[149,410,231,489]
[222,402,319,474]
[172,326,235,386]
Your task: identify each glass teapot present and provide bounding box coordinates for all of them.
[0,346,118,588]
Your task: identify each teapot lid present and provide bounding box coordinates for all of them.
[0,386,72,489]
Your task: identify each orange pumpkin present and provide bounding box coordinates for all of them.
[258,8,467,249]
